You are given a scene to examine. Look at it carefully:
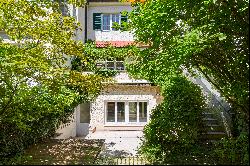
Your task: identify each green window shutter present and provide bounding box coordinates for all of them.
[93,13,102,30]
[120,12,128,29]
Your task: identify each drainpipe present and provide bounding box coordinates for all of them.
[84,0,88,43]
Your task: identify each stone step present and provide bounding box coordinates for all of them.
[202,139,220,145]
[202,118,219,125]
[202,112,217,119]
[201,131,227,140]
[203,124,225,132]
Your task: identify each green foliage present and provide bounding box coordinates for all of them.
[139,76,207,164]
[0,86,77,161]
[127,0,249,125]
[71,41,140,76]
[213,132,249,165]
[126,1,249,163]
[0,0,105,161]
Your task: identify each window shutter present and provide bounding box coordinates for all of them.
[93,13,102,30]
[120,13,128,29]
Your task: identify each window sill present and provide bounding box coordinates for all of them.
[104,124,147,127]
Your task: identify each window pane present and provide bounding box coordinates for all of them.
[116,61,124,70]
[112,14,120,23]
[117,102,125,122]
[112,14,120,31]
[139,102,147,122]
[129,102,137,122]
[107,61,115,70]
[103,14,110,30]
[107,102,115,122]
[96,61,105,68]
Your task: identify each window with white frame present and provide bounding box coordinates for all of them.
[96,58,125,71]
[105,101,148,124]
[93,13,128,31]
[102,14,120,31]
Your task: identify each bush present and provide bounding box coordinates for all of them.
[213,132,249,165]
[139,75,207,164]
[0,85,81,164]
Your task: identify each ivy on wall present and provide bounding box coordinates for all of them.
[71,41,140,78]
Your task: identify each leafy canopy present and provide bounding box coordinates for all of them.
[0,0,107,160]
[126,0,249,124]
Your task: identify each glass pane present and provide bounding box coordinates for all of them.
[107,102,115,122]
[116,57,124,61]
[107,61,115,70]
[103,25,110,30]
[116,61,124,70]
[103,14,110,30]
[96,61,105,68]
[117,102,125,122]
[129,102,137,122]
[112,14,120,23]
[139,102,147,122]
[112,14,120,30]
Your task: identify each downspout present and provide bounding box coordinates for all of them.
[84,0,88,43]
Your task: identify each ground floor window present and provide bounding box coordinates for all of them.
[105,101,148,124]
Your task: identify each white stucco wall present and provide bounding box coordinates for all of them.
[76,6,85,42]
[114,72,149,83]
[55,109,76,139]
[88,85,162,131]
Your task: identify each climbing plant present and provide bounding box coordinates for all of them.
[71,41,140,77]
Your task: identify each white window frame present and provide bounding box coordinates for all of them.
[96,59,125,71]
[101,13,121,31]
[104,101,149,126]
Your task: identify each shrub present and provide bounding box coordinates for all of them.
[0,85,80,164]
[139,75,207,164]
[213,132,249,165]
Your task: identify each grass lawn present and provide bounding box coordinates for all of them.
[12,138,104,165]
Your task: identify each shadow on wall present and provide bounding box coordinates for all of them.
[54,111,77,139]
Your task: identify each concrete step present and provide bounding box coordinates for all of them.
[202,112,216,119]
[201,131,227,140]
[202,139,220,145]
[202,118,219,125]
[203,124,225,132]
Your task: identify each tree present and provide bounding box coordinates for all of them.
[0,0,105,160]
[126,0,249,127]
[124,0,249,164]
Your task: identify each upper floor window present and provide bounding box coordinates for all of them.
[96,58,125,71]
[93,13,128,31]
[102,14,120,31]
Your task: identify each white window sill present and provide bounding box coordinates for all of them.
[104,123,147,127]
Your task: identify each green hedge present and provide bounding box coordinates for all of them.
[139,75,207,164]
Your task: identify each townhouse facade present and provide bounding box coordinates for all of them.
[56,0,231,139]
[56,0,163,138]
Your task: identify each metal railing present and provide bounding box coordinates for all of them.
[95,156,150,165]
